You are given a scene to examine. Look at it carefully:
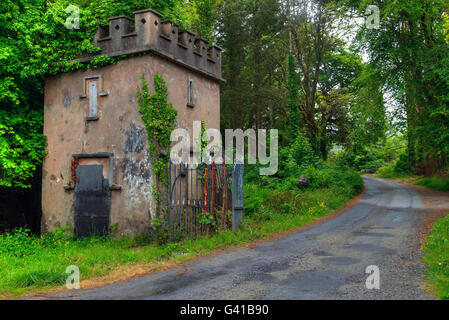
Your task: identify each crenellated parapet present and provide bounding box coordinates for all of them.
[76,9,224,82]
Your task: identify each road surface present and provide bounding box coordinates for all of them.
[48,177,447,300]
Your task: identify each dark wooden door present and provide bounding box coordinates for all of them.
[74,165,110,237]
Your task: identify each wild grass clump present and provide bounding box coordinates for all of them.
[417,177,449,192]
[423,214,449,299]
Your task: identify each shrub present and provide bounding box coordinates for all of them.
[0,228,39,258]
[360,159,384,170]
[376,165,397,178]
[278,134,316,178]
[418,177,449,191]
[244,163,363,221]
[394,152,412,174]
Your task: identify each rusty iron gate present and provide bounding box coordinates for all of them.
[168,163,233,238]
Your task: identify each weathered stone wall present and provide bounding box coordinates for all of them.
[42,53,220,236]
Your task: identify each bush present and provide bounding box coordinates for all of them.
[417,177,449,191]
[244,163,363,221]
[360,159,384,170]
[300,165,363,192]
[334,148,385,171]
[278,134,316,178]
[376,165,397,178]
[0,228,39,258]
[394,152,412,174]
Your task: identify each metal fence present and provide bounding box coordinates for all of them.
[168,163,233,239]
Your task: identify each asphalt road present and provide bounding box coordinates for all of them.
[52,177,438,300]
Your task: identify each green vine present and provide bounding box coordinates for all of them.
[197,120,208,178]
[137,74,178,213]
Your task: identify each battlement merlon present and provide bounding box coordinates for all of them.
[75,9,225,83]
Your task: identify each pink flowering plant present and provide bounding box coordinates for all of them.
[299,178,309,189]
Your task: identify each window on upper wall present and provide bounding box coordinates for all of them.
[80,75,109,121]
[88,80,98,119]
[187,78,195,108]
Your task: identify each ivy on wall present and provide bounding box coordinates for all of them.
[137,74,178,212]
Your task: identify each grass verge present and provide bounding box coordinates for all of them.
[375,165,449,192]
[0,167,363,299]
[423,214,449,299]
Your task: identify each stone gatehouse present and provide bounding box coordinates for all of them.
[41,9,223,236]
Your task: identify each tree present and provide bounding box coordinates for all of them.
[218,0,286,131]
[337,0,449,174]
[287,53,301,139]
[284,0,369,159]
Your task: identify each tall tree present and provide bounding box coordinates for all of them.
[337,0,449,174]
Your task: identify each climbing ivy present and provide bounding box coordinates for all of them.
[197,120,208,178]
[137,74,178,210]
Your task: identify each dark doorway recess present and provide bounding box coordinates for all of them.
[74,165,111,237]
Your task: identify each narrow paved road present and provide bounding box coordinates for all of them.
[53,177,445,300]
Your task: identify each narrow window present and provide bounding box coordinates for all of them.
[88,81,98,118]
[188,78,194,107]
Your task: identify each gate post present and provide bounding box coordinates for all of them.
[232,164,244,232]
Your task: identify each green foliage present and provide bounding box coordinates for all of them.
[345,66,386,152]
[376,152,413,178]
[287,54,300,138]
[338,0,449,173]
[375,165,399,179]
[219,0,284,131]
[417,177,449,192]
[373,135,408,164]
[352,152,380,171]
[0,225,73,259]
[0,228,37,258]
[244,165,363,222]
[149,217,171,245]
[394,153,412,175]
[279,133,316,177]
[423,214,449,299]
[198,212,217,228]
[137,74,177,208]
[0,109,47,188]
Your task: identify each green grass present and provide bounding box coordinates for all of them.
[0,167,363,298]
[417,177,449,192]
[423,214,449,299]
[375,164,412,180]
[375,164,449,192]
